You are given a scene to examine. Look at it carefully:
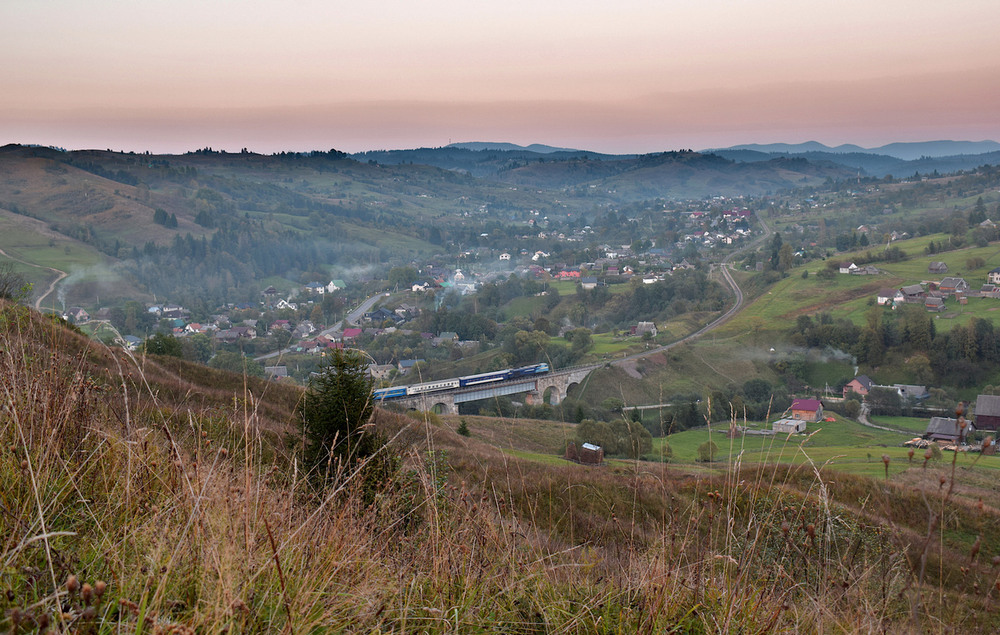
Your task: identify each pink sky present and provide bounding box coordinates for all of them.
[2,0,998,153]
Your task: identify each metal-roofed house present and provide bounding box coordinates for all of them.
[790,398,823,422]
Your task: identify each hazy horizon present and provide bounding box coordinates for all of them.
[3,1,998,155]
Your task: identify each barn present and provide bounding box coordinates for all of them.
[974,395,1000,431]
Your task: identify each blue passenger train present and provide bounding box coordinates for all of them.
[373,363,550,401]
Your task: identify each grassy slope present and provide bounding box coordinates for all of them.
[5,302,1000,631]
[720,234,1000,339]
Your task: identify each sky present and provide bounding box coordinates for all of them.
[2,0,998,154]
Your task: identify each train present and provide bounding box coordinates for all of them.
[373,363,550,401]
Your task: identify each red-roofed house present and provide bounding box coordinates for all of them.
[790,398,824,422]
[342,327,363,341]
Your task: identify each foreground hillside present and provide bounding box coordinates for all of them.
[3,302,1000,632]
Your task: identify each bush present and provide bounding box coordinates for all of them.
[143,332,183,358]
[697,440,719,462]
[842,399,861,419]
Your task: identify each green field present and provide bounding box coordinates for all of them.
[649,415,1000,477]
[867,415,932,434]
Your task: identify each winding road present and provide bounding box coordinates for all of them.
[0,246,67,311]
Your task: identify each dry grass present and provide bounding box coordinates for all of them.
[3,302,1000,632]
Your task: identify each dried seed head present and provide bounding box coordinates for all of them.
[94,580,107,598]
[806,524,816,539]
[20,459,28,471]
[5,589,14,601]
[781,520,790,535]
[201,430,208,438]
[940,475,947,486]
[907,448,915,462]
[985,437,994,449]
[924,448,934,460]
[80,583,93,604]
[66,575,80,594]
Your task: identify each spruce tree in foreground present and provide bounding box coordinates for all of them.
[301,349,395,494]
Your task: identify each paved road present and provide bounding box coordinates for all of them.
[253,293,386,362]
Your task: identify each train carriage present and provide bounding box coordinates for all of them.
[373,386,407,401]
[406,379,461,395]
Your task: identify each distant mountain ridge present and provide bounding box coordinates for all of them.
[445,141,580,153]
[706,140,1000,161]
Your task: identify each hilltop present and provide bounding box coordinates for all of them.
[4,301,1000,631]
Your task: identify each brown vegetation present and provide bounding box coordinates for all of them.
[3,301,1000,631]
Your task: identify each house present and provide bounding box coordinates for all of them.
[631,322,658,338]
[564,441,604,466]
[365,307,399,324]
[838,262,857,274]
[341,327,362,341]
[397,359,425,375]
[303,281,325,295]
[900,284,925,303]
[499,252,511,261]
[580,276,598,290]
[924,296,945,312]
[230,326,257,339]
[63,307,90,323]
[876,288,898,306]
[974,394,1000,431]
[326,279,346,293]
[893,384,929,402]
[938,277,969,295]
[843,375,874,398]
[924,417,973,443]
[773,418,807,434]
[367,364,394,380]
[264,366,288,379]
[121,335,142,351]
[928,262,948,274]
[789,398,823,422]
[988,267,1000,285]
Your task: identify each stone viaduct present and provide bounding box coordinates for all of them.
[389,366,595,415]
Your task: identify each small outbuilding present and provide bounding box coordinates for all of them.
[773,418,807,434]
[565,441,604,466]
